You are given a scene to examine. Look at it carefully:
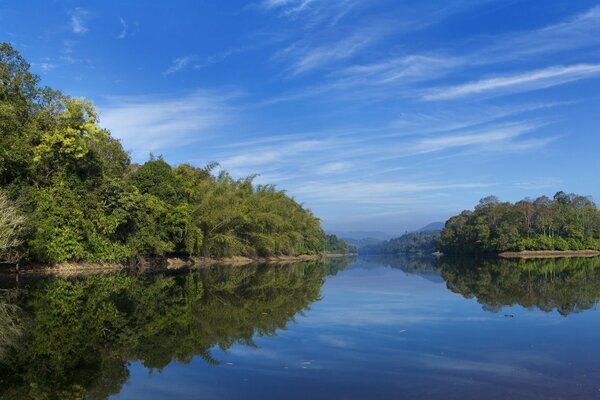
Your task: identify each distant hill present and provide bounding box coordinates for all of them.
[343,237,384,249]
[360,230,440,255]
[417,222,444,232]
[329,231,393,241]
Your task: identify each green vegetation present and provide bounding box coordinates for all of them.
[439,256,600,315]
[324,234,356,254]
[0,258,349,399]
[439,193,600,255]
[0,43,324,265]
[361,231,440,254]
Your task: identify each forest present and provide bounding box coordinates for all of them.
[438,193,600,254]
[324,234,357,255]
[0,43,328,265]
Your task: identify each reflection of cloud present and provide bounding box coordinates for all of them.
[317,334,352,348]
[419,354,539,379]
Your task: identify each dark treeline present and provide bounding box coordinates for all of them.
[0,259,350,399]
[439,193,600,254]
[0,44,325,264]
[361,231,440,255]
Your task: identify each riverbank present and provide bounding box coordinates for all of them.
[5,254,334,277]
[498,250,600,259]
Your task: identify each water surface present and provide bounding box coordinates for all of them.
[2,256,600,399]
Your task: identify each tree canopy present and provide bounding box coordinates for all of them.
[438,192,600,254]
[0,43,325,264]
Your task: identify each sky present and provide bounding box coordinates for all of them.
[2,0,600,235]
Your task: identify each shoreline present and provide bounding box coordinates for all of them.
[3,253,352,277]
[498,250,600,259]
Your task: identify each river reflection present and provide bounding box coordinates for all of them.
[0,260,344,399]
[372,255,600,315]
[1,255,600,400]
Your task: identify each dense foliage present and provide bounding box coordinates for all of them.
[361,231,440,254]
[439,193,600,254]
[0,259,349,399]
[0,43,324,264]
[324,234,356,254]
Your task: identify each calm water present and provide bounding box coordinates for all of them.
[2,256,600,399]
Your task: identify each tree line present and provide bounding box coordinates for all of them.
[0,43,328,264]
[324,234,357,255]
[438,193,600,254]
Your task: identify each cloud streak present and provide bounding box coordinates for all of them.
[70,8,89,35]
[163,55,194,75]
[423,64,600,100]
[117,17,127,39]
[100,90,238,159]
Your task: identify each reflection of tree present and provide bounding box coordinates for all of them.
[0,290,21,360]
[0,260,344,400]
[323,256,354,276]
[438,256,600,315]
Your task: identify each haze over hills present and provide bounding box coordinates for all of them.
[417,222,445,232]
[329,231,394,241]
[332,223,444,250]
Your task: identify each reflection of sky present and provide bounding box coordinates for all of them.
[115,259,600,400]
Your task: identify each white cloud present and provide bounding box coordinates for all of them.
[32,62,56,73]
[117,17,127,39]
[276,29,379,76]
[100,90,237,159]
[221,140,323,170]
[486,5,600,60]
[337,54,463,85]
[423,64,600,100]
[412,123,539,153]
[292,181,491,206]
[314,161,351,175]
[163,55,194,75]
[70,8,89,35]
[260,0,359,25]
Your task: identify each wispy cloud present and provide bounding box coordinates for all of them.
[275,28,380,76]
[485,5,600,60]
[514,177,562,191]
[69,8,89,35]
[221,139,323,170]
[117,17,127,39]
[411,123,541,153]
[100,90,238,159]
[259,0,360,25]
[292,181,492,206]
[163,55,194,75]
[261,5,600,105]
[193,46,253,70]
[314,161,351,175]
[32,62,56,73]
[423,64,600,101]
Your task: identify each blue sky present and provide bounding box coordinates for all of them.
[3,0,600,234]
